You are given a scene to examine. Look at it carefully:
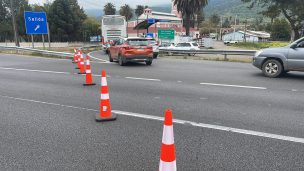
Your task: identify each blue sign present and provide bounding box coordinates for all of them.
[146,33,154,38]
[148,18,156,24]
[24,11,48,34]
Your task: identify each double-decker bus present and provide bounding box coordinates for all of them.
[101,15,127,43]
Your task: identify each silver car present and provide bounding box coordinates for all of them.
[253,37,304,78]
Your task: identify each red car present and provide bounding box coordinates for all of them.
[108,37,153,66]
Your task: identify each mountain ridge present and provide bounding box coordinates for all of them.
[85,0,263,21]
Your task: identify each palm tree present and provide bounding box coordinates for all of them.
[174,0,208,36]
[135,5,145,36]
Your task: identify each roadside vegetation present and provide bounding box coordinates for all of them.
[232,42,290,50]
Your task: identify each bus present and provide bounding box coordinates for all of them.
[101,15,127,43]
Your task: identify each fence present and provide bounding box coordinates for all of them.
[159,49,257,60]
[0,46,73,58]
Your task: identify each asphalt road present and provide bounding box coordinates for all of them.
[0,53,304,170]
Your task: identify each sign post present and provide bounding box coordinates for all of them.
[24,11,49,48]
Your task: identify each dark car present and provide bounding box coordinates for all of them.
[253,37,304,77]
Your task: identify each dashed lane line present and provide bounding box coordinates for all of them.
[1,94,304,144]
[125,77,161,82]
[200,82,267,90]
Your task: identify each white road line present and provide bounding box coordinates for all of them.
[87,52,109,63]
[0,66,110,78]
[200,82,267,90]
[125,77,161,82]
[1,94,304,144]
[0,67,71,75]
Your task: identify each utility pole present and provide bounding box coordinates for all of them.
[10,0,20,47]
[244,18,247,43]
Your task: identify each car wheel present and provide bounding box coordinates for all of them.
[262,59,283,78]
[146,60,152,66]
[118,55,125,66]
[108,53,113,62]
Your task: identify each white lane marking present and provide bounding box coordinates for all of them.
[125,77,161,82]
[1,94,304,144]
[0,54,71,61]
[87,52,109,63]
[0,67,112,78]
[200,82,267,90]
[0,67,71,75]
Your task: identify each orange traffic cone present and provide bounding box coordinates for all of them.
[83,55,96,86]
[72,48,77,63]
[96,70,117,122]
[76,50,81,69]
[159,109,176,171]
[78,53,86,74]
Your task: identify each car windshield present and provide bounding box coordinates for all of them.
[127,39,149,46]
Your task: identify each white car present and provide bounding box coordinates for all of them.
[147,38,159,58]
[172,42,200,51]
[224,40,238,45]
[162,42,200,56]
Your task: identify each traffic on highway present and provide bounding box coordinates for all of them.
[1,0,304,170]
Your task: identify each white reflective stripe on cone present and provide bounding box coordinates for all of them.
[100,93,109,100]
[101,77,108,86]
[86,70,91,74]
[80,62,84,65]
[159,160,176,171]
[86,61,90,65]
[162,125,174,145]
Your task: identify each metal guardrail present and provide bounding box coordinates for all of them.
[159,49,257,60]
[0,46,74,58]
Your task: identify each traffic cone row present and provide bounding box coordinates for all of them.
[72,50,177,170]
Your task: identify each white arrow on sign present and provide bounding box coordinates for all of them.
[34,25,40,31]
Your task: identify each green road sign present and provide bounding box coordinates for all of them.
[158,29,175,40]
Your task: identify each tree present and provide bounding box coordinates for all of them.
[209,14,220,27]
[241,0,304,41]
[119,4,133,22]
[261,6,280,25]
[103,3,116,15]
[82,17,101,42]
[196,10,204,28]
[135,5,144,18]
[48,0,86,41]
[174,0,208,36]
[222,18,230,28]
[271,19,291,41]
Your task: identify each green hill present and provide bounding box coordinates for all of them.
[150,0,263,22]
[204,0,264,21]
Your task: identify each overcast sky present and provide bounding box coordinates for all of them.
[28,0,169,9]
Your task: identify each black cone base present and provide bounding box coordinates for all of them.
[78,72,86,75]
[83,83,96,86]
[96,113,117,122]
[75,67,80,69]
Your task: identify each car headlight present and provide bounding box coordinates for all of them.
[255,50,263,57]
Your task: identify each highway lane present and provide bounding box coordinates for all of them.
[1,53,304,170]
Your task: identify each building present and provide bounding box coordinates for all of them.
[127,0,198,38]
[223,30,271,43]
